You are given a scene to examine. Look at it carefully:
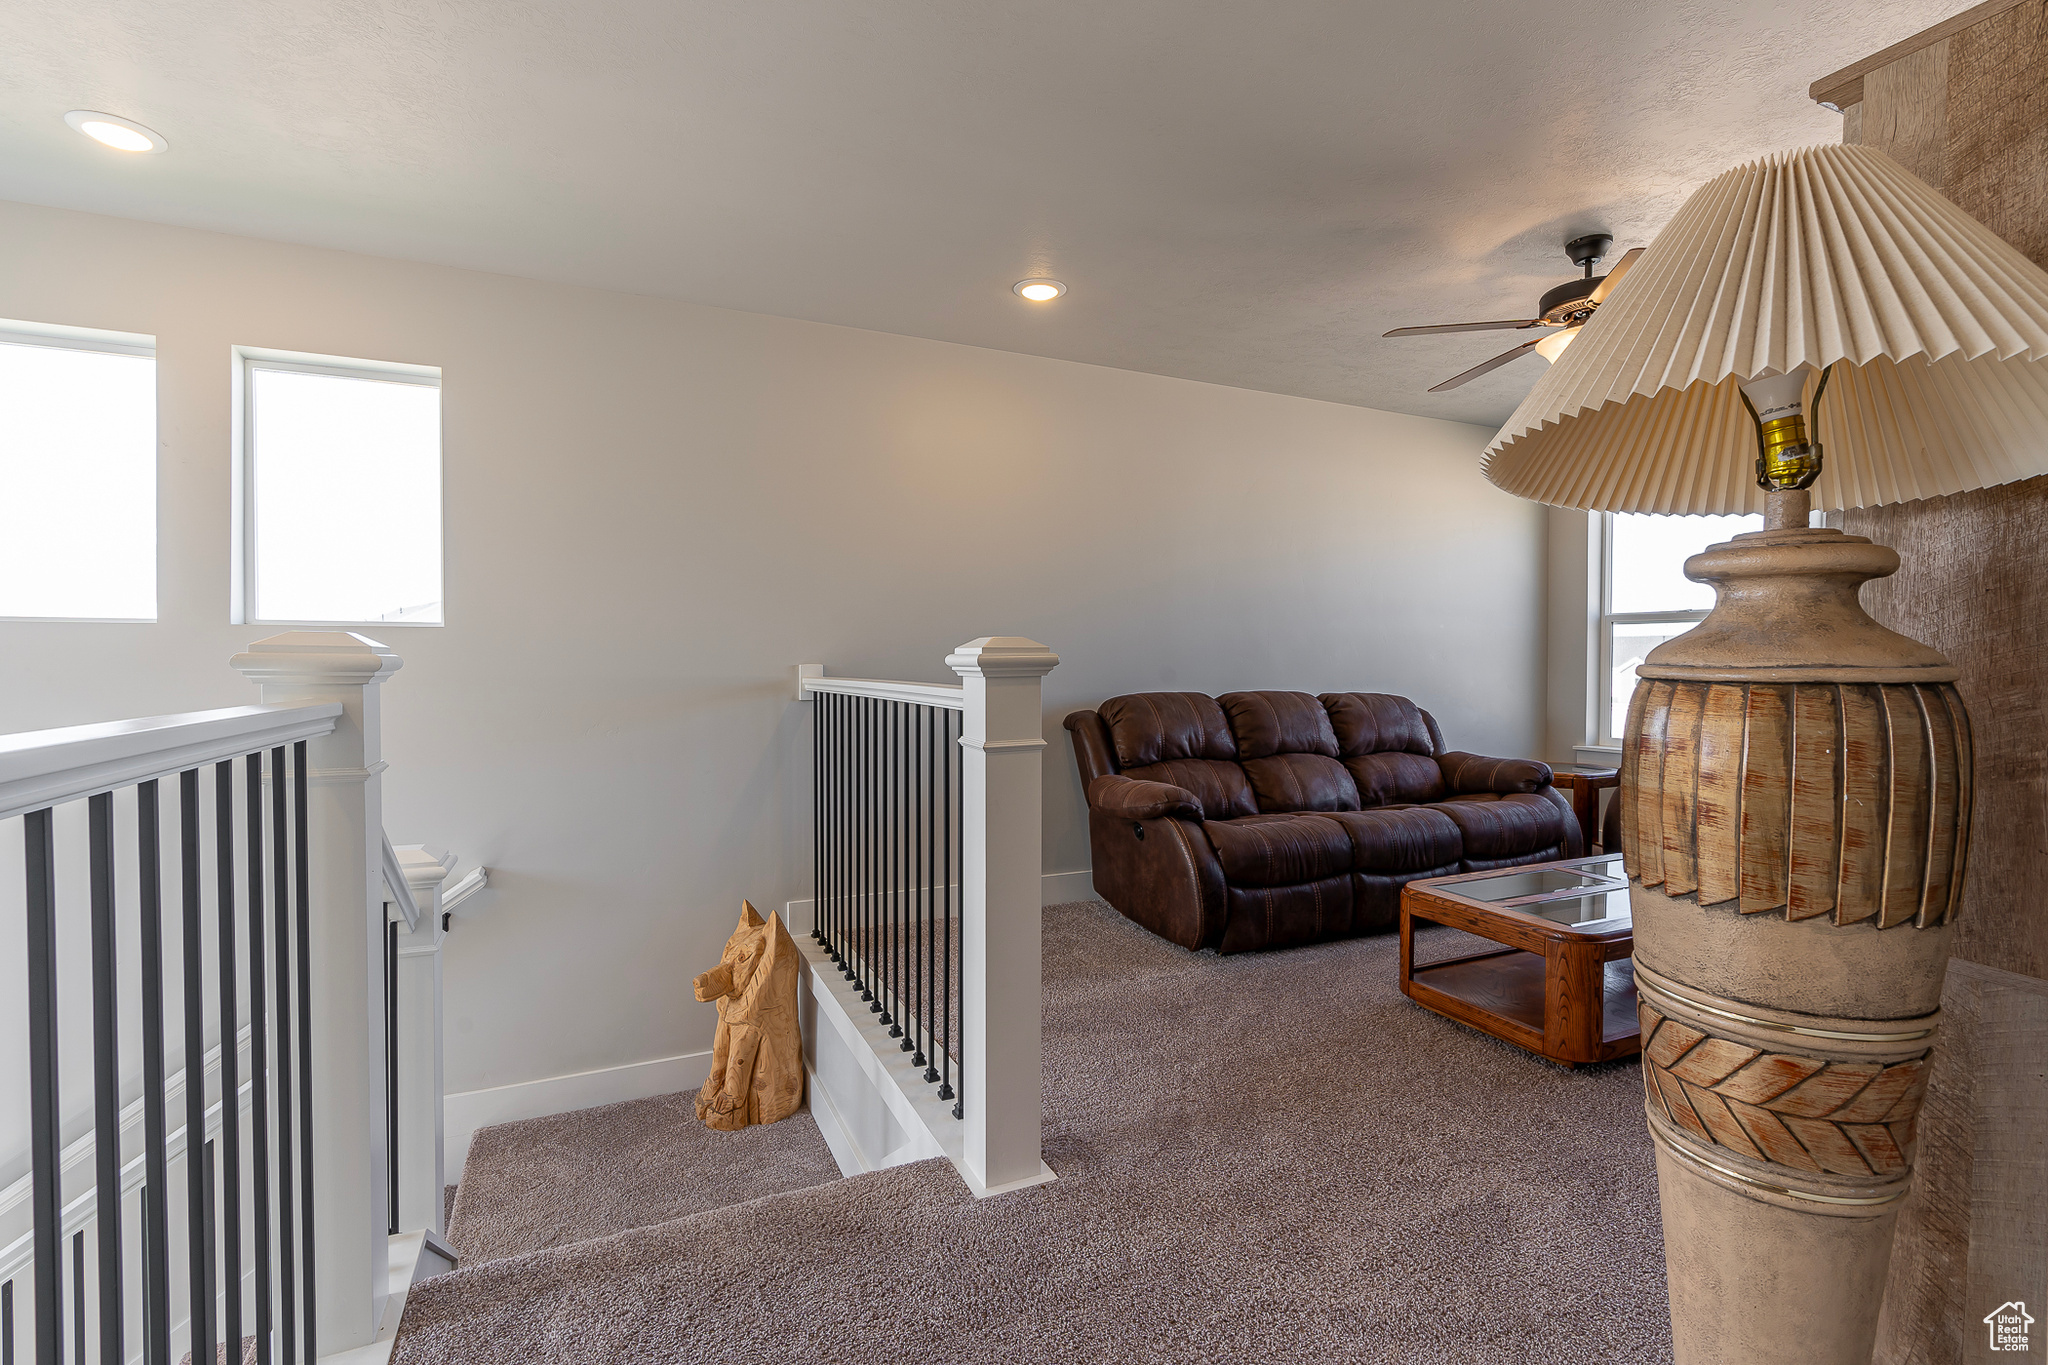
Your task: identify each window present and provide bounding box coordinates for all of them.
[0,321,156,620]
[1598,512,1762,744]
[238,350,442,625]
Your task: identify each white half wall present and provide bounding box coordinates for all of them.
[0,198,1545,1106]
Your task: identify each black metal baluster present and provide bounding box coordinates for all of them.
[68,1235,82,1365]
[951,708,962,1120]
[137,783,172,1365]
[862,698,875,1007]
[243,755,273,1365]
[211,764,243,1365]
[811,684,822,945]
[823,694,836,961]
[293,743,317,1365]
[138,1202,149,1365]
[23,808,62,1365]
[269,752,296,1365]
[893,704,907,1049]
[85,794,124,1365]
[827,695,835,961]
[902,706,917,1055]
[838,693,850,969]
[899,701,910,1047]
[881,701,896,1033]
[922,708,937,1083]
[842,691,850,964]
[386,919,398,1236]
[4,1277,16,1365]
[840,696,856,984]
[907,704,921,1059]
[180,772,214,1365]
[940,710,955,1109]
[198,1146,217,1363]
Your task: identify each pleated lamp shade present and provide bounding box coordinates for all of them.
[1483,143,2048,513]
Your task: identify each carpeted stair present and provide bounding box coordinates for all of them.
[397,900,1676,1365]
[443,1088,843,1265]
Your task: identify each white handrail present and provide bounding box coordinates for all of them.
[800,672,965,710]
[441,866,489,912]
[383,831,421,931]
[0,702,342,821]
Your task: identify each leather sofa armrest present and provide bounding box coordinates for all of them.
[1087,774,1205,822]
[1438,752,1555,796]
[1064,710,1120,785]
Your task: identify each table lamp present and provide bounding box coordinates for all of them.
[1483,143,2048,1365]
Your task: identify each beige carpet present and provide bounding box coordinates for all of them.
[446,1088,843,1265]
[397,900,1672,1363]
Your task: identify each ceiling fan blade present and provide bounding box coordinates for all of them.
[1587,247,1644,306]
[1427,339,1542,392]
[1383,319,1549,338]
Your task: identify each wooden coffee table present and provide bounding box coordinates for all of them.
[1399,853,1639,1067]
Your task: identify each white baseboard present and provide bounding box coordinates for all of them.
[444,1049,710,1180]
[783,868,1095,934]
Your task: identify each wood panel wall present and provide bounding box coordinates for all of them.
[1811,5,2048,1360]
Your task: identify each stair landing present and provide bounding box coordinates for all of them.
[444,1088,842,1267]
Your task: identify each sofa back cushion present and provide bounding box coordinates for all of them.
[1318,692,1446,806]
[1098,693,1256,819]
[1220,691,1361,814]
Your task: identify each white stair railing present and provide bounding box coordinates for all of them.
[796,636,1058,1197]
[0,630,455,1365]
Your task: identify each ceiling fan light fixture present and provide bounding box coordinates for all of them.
[64,110,168,153]
[1013,279,1065,302]
[1534,328,1579,363]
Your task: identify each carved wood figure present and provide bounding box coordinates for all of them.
[692,901,804,1130]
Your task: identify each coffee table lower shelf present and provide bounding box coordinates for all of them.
[1407,949,1640,1063]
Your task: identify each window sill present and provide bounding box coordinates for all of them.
[1574,744,1622,766]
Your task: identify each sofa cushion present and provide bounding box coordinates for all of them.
[1353,866,1462,934]
[1220,875,1356,954]
[1242,754,1361,813]
[1319,692,1443,757]
[1123,759,1257,821]
[1201,814,1351,887]
[1325,807,1463,873]
[1439,751,1554,796]
[1219,691,1339,759]
[1429,792,1574,862]
[1099,693,1237,766]
[1343,752,1447,807]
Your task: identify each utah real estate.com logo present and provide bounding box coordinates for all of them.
[1985,1301,2035,1352]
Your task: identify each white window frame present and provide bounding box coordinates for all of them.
[1596,512,1711,748]
[0,318,158,623]
[232,346,443,626]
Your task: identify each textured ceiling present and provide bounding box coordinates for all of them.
[0,0,1971,425]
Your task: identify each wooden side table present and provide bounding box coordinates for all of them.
[1548,764,1619,851]
[1399,855,1639,1067]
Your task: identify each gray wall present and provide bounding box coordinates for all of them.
[0,198,1544,1099]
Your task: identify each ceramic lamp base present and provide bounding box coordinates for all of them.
[1621,498,1971,1364]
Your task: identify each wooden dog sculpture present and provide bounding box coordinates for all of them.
[692,901,803,1130]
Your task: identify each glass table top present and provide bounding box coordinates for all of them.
[1459,866,1616,902]
[1427,855,1631,929]
[1517,888,1631,928]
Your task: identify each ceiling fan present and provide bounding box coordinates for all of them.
[1385,233,1644,392]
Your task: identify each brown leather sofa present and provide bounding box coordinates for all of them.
[1065,691,1581,953]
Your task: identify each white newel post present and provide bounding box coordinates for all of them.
[231,631,403,1353]
[945,636,1059,1195]
[392,846,455,1238]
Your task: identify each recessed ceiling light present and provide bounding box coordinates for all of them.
[1013,279,1065,302]
[64,111,168,154]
